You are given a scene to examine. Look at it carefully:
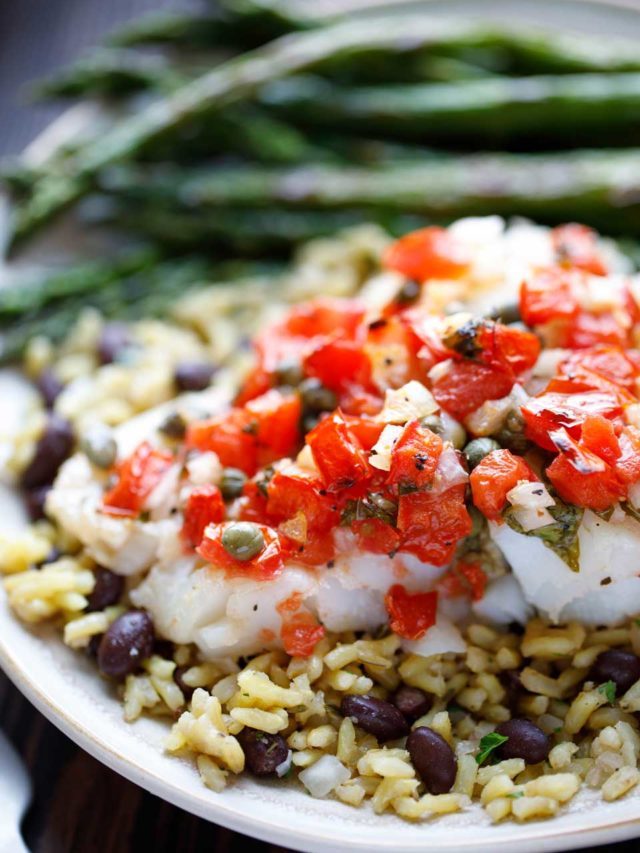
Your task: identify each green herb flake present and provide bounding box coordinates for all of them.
[504,498,582,572]
[598,680,617,704]
[506,790,525,799]
[475,732,509,765]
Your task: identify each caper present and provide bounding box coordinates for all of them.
[273,358,304,388]
[505,409,525,434]
[396,279,421,304]
[487,302,521,324]
[299,378,337,414]
[220,467,247,500]
[463,437,501,470]
[159,411,186,440]
[420,414,444,434]
[80,424,117,469]
[221,522,265,561]
[302,413,320,434]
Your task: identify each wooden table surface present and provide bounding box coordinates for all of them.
[1,1,640,851]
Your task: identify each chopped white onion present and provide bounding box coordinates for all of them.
[532,349,570,379]
[625,404,640,430]
[507,480,555,510]
[513,506,555,531]
[578,274,627,313]
[629,481,640,510]
[145,464,181,520]
[296,444,318,472]
[427,359,454,384]
[369,424,403,471]
[431,445,468,494]
[298,755,350,798]
[276,750,293,778]
[186,451,222,486]
[376,380,438,425]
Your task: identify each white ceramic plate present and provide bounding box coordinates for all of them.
[3,2,640,850]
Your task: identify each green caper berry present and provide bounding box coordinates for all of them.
[299,378,337,414]
[463,437,501,470]
[220,467,247,500]
[488,302,521,324]
[80,425,117,469]
[159,411,186,440]
[273,358,304,388]
[221,522,265,561]
[420,413,466,449]
[505,409,525,434]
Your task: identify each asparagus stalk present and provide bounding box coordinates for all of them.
[0,256,277,362]
[97,149,640,236]
[260,72,640,147]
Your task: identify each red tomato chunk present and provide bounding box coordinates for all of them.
[385,584,438,640]
[102,441,173,517]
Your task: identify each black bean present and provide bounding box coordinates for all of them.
[98,322,131,364]
[36,369,63,408]
[87,634,103,659]
[173,665,194,701]
[237,728,289,776]
[392,686,431,722]
[24,485,51,521]
[591,649,640,695]
[21,415,74,489]
[501,669,523,708]
[174,362,216,392]
[86,568,125,612]
[407,726,457,794]
[495,718,550,764]
[97,610,155,679]
[341,695,409,742]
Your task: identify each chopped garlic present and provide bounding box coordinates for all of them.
[376,381,438,425]
[369,425,403,471]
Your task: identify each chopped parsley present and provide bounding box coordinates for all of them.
[598,680,617,704]
[504,498,582,572]
[475,732,509,765]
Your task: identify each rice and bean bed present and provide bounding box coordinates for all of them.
[3,222,640,823]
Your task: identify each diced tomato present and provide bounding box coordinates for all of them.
[580,415,621,466]
[352,518,401,555]
[280,612,325,658]
[181,485,225,550]
[338,387,384,417]
[197,523,285,580]
[342,415,385,451]
[439,561,487,602]
[102,441,173,517]
[521,390,622,451]
[431,361,515,419]
[383,226,469,282]
[559,346,639,393]
[292,534,337,567]
[476,323,540,376]
[234,366,272,406]
[547,448,624,511]
[387,420,443,490]
[520,269,578,327]
[470,449,537,521]
[283,298,366,340]
[552,223,608,276]
[384,584,438,640]
[397,485,472,566]
[304,338,372,395]
[615,426,640,485]
[266,465,339,534]
[568,311,630,350]
[186,409,257,475]
[306,413,370,489]
[236,480,269,522]
[245,389,302,465]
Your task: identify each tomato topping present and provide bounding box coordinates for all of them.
[306,413,370,489]
[579,415,621,466]
[383,226,469,281]
[521,390,622,451]
[439,561,487,602]
[384,584,438,640]
[476,323,541,376]
[266,465,339,535]
[245,389,302,465]
[102,441,173,517]
[236,480,269,522]
[547,444,624,511]
[186,409,257,474]
[520,269,578,327]
[235,365,272,406]
[342,415,385,451]
[559,346,639,393]
[304,338,372,394]
[387,420,443,491]
[552,224,608,276]
[181,484,226,550]
[397,485,471,566]
[352,517,401,555]
[470,449,537,521]
[284,298,365,340]
[197,523,285,579]
[280,612,325,657]
[431,361,515,419]
[615,427,640,485]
